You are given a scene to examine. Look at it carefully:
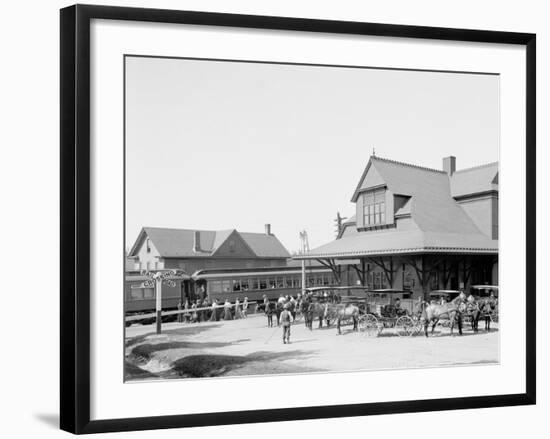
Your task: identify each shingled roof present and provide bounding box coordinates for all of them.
[450,162,498,198]
[129,227,290,259]
[297,155,498,260]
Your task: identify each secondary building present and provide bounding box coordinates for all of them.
[128,224,290,273]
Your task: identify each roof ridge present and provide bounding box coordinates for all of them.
[144,226,223,233]
[453,161,499,174]
[372,156,447,174]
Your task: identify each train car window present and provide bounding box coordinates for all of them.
[276,277,284,288]
[251,278,259,290]
[285,277,293,288]
[210,281,222,293]
[316,277,324,286]
[268,278,276,289]
[130,288,143,300]
[307,277,315,287]
[143,288,154,299]
[222,280,231,292]
[241,279,249,291]
[293,277,301,288]
[259,278,267,289]
[232,280,241,292]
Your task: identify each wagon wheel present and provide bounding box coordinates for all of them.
[359,314,380,337]
[395,315,416,337]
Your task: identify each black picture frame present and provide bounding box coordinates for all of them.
[60,4,536,434]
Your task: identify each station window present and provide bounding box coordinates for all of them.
[363,188,386,226]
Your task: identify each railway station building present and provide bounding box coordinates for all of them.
[295,155,499,299]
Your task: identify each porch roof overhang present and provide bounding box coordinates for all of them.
[293,230,498,261]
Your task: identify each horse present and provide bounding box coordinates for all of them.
[325,303,360,335]
[479,297,497,331]
[301,300,327,330]
[464,295,482,332]
[421,292,466,337]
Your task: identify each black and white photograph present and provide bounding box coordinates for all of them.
[124,55,500,382]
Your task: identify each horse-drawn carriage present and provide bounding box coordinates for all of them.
[302,287,421,337]
[422,287,498,335]
[355,289,422,337]
[470,285,499,323]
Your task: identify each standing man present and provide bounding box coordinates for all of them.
[177,300,183,323]
[280,304,294,344]
[266,300,275,327]
[242,297,249,318]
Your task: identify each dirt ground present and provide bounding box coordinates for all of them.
[124,313,499,381]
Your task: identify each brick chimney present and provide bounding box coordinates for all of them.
[193,230,201,252]
[443,156,456,175]
[265,224,272,235]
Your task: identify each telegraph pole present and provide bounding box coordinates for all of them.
[299,231,310,295]
[334,212,347,237]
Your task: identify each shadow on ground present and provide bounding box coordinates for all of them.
[125,323,221,348]
[168,349,320,378]
[124,360,159,380]
[425,329,498,338]
[128,339,250,364]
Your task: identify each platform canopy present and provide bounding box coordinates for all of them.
[293,228,498,260]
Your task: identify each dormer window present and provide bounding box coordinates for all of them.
[363,188,386,226]
[146,238,151,253]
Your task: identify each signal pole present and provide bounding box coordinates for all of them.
[334,212,347,237]
[299,231,310,295]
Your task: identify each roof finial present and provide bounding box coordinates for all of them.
[372,147,376,157]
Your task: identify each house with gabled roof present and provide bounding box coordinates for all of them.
[128,224,290,275]
[295,155,498,297]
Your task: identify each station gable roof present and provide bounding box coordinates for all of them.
[300,155,499,259]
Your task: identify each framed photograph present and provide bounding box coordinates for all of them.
[60,4,536,434]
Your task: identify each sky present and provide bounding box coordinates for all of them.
[125,56,499,254]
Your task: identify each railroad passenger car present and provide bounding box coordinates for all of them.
[124,274,184,315]
[193,265,335,303]
[124,265,336,315]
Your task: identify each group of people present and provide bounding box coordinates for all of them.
[177,297,249,323]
